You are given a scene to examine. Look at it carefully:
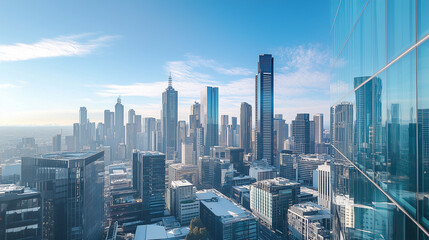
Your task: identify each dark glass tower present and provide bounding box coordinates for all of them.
[21,151,105,240]
[115,97,125,144]
[162,74,178,160]
[201,86,219,155]
[292,113,310,154]
[255,54,274,165]
[132,151,166,222]
[240,102,252,154]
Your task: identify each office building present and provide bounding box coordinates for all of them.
[140,117,156,151]
[167,180,200,226]
[250,177,300,235]
[292,113,310,154]
[197,156,217,189]
[330,1,429,238]
[211,145,226,159]
[317,163,331,210]
[279,152,297,181]
[288,202,331,240]
[181,138,194,165]
[196,189,257,240]
[313,114,324,153]
[162,74,178,160]
[201,86,219,155]
[115,97,125,145]
[249,160,276,181]
[220,115,229,146]
[225,147,245,175]
[132,151,165,222]
[52,134,61,152]
[0,184,43,240]
[255,54,274,165]
[134,224,190,240]
[168,163,198,186]
[297,154,328,185]
[21,151,105,240]
[240,102,252,154]
[176,120,187,161]
[274,114,286,159]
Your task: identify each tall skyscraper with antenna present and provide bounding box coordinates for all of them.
[162,73,178,160]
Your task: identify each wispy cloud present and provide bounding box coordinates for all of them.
[0,80,27,89]
[0,33,118,62]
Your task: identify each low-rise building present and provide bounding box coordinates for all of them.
[196,189,257,240]
[288,202,331,240]
[167,180,200,226]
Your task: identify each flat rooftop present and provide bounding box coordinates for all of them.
[134,225,189,240]
[0,184,39,197]
[196,189,255,223]
[136,151,165,156]
[38,151,101,160]
[171,179,193,188]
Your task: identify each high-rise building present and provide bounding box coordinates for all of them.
[292,113,310,154]
[274,114,286,158]
[279,152,296,181]
[317,162,331,210]
[255,54,274,165]
[162,74,178,160]
[225,147,245,175]
[330,1,429,238]
[197,156,217,188]
[166,180,200,226]
[52,133,61,151]
[196,189,257,240]
[250,177,300,235]
[73,123,80,151]
[313,113,324,146]
[140,117,156,151]
[201,86,219,155]
[240,102,252,154]
[176,120,187,161]
[168,163,198,186]
[79,107,88,149]
[21,151,105,240]
[0,184,43,240]
[132,151,165,222]
[181,138,194,165]
[288,202,331,240]
[220,115,229,146]
[115,97,125,144]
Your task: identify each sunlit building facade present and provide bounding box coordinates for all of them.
[330,1,429,239]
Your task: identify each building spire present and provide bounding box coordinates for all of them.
[117,96,121,104]
[168,72,172,87]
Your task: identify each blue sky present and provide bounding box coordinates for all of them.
[0,0,330,126]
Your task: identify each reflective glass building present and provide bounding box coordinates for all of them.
[21,151,105,240]
[330,1,429,239]
[201,86,219,155]
[256,54,274,166]
[162,74,178,160]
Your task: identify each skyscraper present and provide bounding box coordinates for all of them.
[201,86,219,155]
[79,107,88,149]
[115,97,125,144]
[162,74,178,160]
[274,114,286,157]
[52,133,61,151]
[292,113,310,154]
[220,115,229,146]
[21,151,105,240]
[132,151,166,222]
[330,1,429,238]
[313,114,324,144]
[255,54,274,165]
[240,102,252,154]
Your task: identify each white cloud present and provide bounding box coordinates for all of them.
[0,33,118,62]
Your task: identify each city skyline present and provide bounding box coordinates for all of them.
[0,1,330,126]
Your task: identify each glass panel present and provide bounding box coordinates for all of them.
[417,0,429,40]
[386,49,417,218]
[387,0,416,62]
[417,38,429,233]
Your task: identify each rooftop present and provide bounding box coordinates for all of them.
[289,202,330,220]
[171,179,193,188]
[38,151,101,160]
[0,184,39,197]
[134,225,189,240]
[196,189,255,223]
[136,151,165,156]
[256,177,300,187]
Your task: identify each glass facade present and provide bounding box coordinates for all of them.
[201,86,219,155]
[256,54,274,165]
[330,0,429,239]
[162,75,178,160]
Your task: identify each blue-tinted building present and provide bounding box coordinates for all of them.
[162,74,178,160]
[21,151,105,240]
[201,86,219,155]
[256,54,274,165]
[330,1,429,239]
